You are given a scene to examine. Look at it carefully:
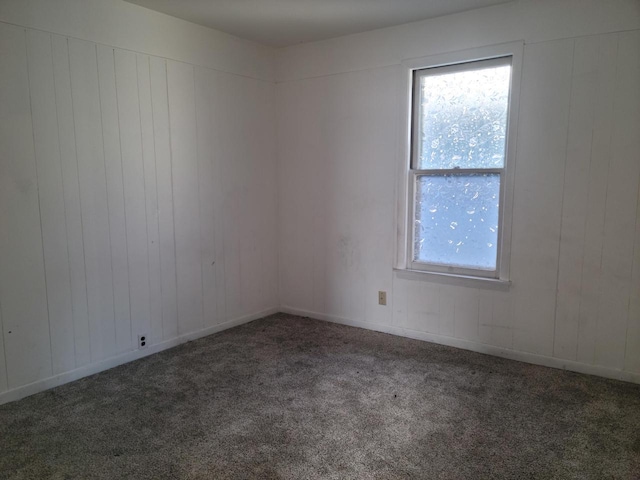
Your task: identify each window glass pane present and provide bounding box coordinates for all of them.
[415,63,511,170]
[414,174,500,270]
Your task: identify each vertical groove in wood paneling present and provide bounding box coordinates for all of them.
[236,77,257,316]
[96,44,131,355]
[248,78,270,316]
[553,35,602,361]
[479,291,513,349]
[595,29,640,370]
[25,28,55,380]
[0,23,52,387]
[191,68,205,324]
[51,34,81,370]
[549,38,577,361]
[216,74,242,320]
[257,80,269,314]
[190,65,208,327]
[510,39,573,356]
[391,278,407,330]
[93,44,120,357]
[68,37,117,362]
[356,68,396,328]
[191,67,207,330]
[575,34,619,365]
[52,35,91,368]
[593,30,640,370]
[195,67,218,328]
[454,288,480,343]
[167,60,204,335]
[438,285,456,337]
[26,29,76,375]
[114,48,152,346]
[149,57,179,341]
[137,53,163,346]
[406,282,439,333]
[260,80,280,312]
[209,71,228,324]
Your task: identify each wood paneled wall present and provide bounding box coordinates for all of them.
[0,22,278,397]
[278,19,640,380]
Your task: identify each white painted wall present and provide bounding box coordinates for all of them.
[277,0,640,383]
[1,0,639,405]
[0,0,278,403]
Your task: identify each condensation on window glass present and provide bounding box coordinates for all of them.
[414,174,500,270]
[416,64,511,170]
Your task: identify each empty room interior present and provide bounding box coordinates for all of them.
[1,0,640,477]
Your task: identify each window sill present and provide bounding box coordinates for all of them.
[393,268,511,291]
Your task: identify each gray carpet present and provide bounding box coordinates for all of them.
[1,313,639,479]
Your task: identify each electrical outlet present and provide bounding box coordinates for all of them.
[378,291,387,306]
[138,334,148,349]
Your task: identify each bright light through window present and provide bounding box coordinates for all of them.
[411,58,512,274]
[414,173,501,270]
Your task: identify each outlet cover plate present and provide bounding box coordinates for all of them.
[378,291,387,306]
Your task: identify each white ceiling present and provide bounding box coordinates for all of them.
[124,0,513,48]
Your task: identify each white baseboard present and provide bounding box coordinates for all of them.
[280,305,640,385]
[0,307,279,406]
[3,304,637,405]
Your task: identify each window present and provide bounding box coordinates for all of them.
[398,44,521,283]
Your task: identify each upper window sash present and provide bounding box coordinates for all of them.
[411,56,513,173]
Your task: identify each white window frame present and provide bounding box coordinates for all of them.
[395,42,523,287]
